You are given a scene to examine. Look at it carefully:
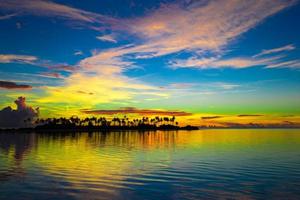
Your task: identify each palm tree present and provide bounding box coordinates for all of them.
[163,117,169,125]
[170,116,176,125]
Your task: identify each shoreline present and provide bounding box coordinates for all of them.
[1,126,300,133]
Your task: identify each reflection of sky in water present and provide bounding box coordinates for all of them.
[1,129,300,200]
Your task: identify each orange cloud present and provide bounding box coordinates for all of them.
[124,0,294,57]
[0,54,37,64]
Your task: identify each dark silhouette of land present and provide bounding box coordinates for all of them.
[0,116,199,132]
[1,115,299,133]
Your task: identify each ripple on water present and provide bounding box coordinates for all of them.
[0,130,300,200]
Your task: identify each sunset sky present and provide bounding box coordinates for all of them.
[0,0,300,126]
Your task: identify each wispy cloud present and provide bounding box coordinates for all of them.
[218,83,240,90]
[122,0,295,57]
[0,54,80,74]
[0,0,117,28]
[166,82,240,91]
[0,13,17,20]
[0,0,295,64]
[46,64,79,72]
[74,50,83,56]
[254,44,296,57]
[0,54,37,64]
[39,72,64,79]
[96,34,117,43]
[0,80,32,90]
[169,55,281,69]
[81,107,192,116]
[265,60,300,69]
[170,52,300,70]
[71,0,295,76]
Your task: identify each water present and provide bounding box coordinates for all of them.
[0,129,300,200]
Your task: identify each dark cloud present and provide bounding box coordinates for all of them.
[201,116,223,120]
[77,90,94,95]
[0,97,39,129]
[237,114,264,117]
[218,121,300,128]
[218,122,261,128]
[81,107,192,116]
[0,81,32,90]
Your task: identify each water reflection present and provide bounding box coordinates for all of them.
[0,129,300,199]
[0,133,36,182]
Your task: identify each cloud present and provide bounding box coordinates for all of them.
[0,13,17,20]
[216,83,240,90]
[237,114,264,117]
[121,0,295,57]
[165,82,240,92]
[201,116,223,120]
[217,121,300,128]
[37,44,168,113]
[86,0,298,76]
[254,44,296,57]
[81,107,192,116]
[77,90,94,95]
[0,54,37,64]
[38,72,165,107]
[74,50,83,56]
[0,0,117,27]
[168,83,197,89]
[170,54,287,69]
[40,72,64,79]
[43,64,79,72]
[28,0,292,68]
[79,47,134,75]
[170,53,300,69]
[96,34,117,43]
[0,0,295,57]
[0,80,32,90]
[0,97,39,129]
[213,57,279,69]
[0,54,80,73]
[98,0,295,72]
[265,60,300,69]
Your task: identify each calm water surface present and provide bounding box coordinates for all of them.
[0,129,300,200]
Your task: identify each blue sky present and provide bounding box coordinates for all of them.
[0,0,300,125]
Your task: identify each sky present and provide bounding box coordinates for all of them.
[0,0,300,127]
